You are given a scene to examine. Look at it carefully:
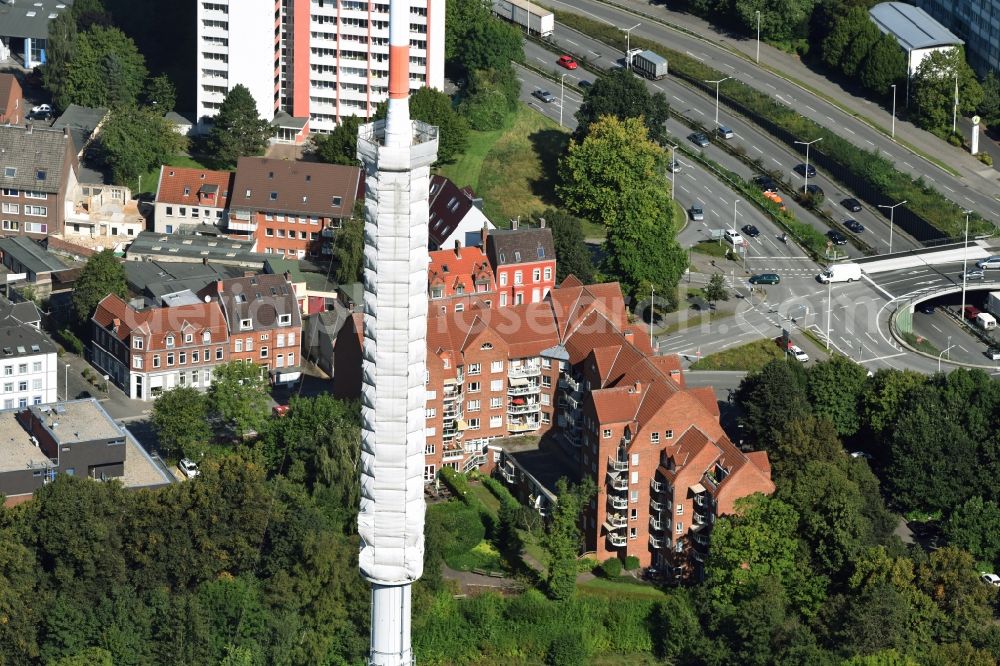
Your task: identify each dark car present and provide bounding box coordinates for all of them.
[688,205,704,221]
[532,89,555,103]
[986,346,1000,361]
[965,305,982,320]
[827,230,848,245]
[794,163,817,178]
[842,198,863,212]
[689,132,710,147]
[749,273,781,285]
[917,303,936,315]
[844,219,865,233]
[741,224,760,238]
[752,175,778,193]
[806,184,824,197]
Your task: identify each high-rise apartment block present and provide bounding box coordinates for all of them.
[196,0,445,134]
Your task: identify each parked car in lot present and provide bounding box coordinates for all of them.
[749,273,780,285]
[977,255,1000,269]
[688,204,704,221]
[723,229,745,246]
[844,219,865,233]
[842,197,863,212]
[31,103,51,114]
[689,132,710,147]
[716,125,734,139]
[986,346,1000,361]
[753,175,778,193]
[805,184,824,197]
[557,55,578,69]
[789,345,809,362]
[827,230,848,245]
[794,163,817,178]
[963,269,986,281]
[741,224,760,238]
[532,89,555,103]
[178,458,200,479]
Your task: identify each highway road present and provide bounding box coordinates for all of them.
[541,0,1000,226]
[521,34,920,257]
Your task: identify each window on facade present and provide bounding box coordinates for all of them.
[651,432,660,443]
[468,381,480,392]
[490,360,503,373]
[666,430,674,439]
[430,287,443,299]
[192,351,200,363]
[629,527,637,540]
[167,353,175,366]
[185,333,193,343]
[165,335,175,348]
[490,415,502,428]
[455,304,464,313]
[541,358,551,369]
[602,428,611,438]
[32,362,41,372]
[17,364,26,374]
[468,418,480,430]
[467,363,481,375]
[235,339,243,352]
[676,504,684,515]
[490,379,502,392]
[490,397,502,409]
[216,347,224,360]
[499,272,507,286]
[17,381,27,392]
[514,271,523,285]
[423,465,436,482]
[467,399,480,412]
[260,347,269,358]
[630,490,639,503]
[240,319,252,330]
[676,522,683,534]
[133,357,143,369]
[246,338,253,351]
[153,355,160,368]
[279,314,291,325]
[532,269,541,282]
[425,408,435,419]
[179,352,187,364]
[203,331,211,343]
[542,375,552,388]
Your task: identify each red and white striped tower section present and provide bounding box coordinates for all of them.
[355,0,438,664]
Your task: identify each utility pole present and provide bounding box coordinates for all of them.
[825,277,832,351]
[755,11,761,64]
[559,73,566,128]
[890,84,897,140]
[650,285,655,349]
[953,72,959,135]
[793,137,822,194]
[961,210,972,319]
[877,200,907,255]
[704,77,730,128]
[623,23,641,65]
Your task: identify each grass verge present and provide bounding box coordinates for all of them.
[578,576,668,600]
[690,240,731,258]
[689,338,786,371]
[901,331,940,355]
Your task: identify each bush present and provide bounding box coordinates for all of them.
[427,501,485,561]
[439,466,471,500]
[58,328,85,356]
[978,152,993,166]
[546,631,589,666]
[624,555,640,571]
[577,557,600,573]
[600,557,623,578]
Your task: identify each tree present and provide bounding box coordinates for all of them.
[332,216,364,285]
[806,355,869,437]
[152,387,211,459]
[444,0,490,63]
[459,66,520,131]
[313,116,362,166]
[943,497,1000,566]
[43,11,78,110]
[144,74,177,112]
[62,26,148,108]
[73,249,127,323]
[208,85,272,167]
[540,478,595,601]
[734,0,815,43]
[736,359,810,447]
[769,415,843,481]
[374,87,469,163]
[859,33,907,96]
[538,209,595,284]
[916,547,996,643]
[912,48,984,135]
[457,16,523,74]
[574,69,670,143]
[839,21,881,78]
[97,104,186,186]
[977,70,1000,126]
[208,362,270,440]
[704,273,729,307]
[52,647,114,666]
[820,6,868,70]
[859,368,925,439]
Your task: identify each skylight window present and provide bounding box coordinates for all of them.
[270,192,278,200]
[36,170,46,181]
[3,168,15,178]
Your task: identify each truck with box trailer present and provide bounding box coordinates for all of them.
[626,49,669,80]
[817,263,862,283]
[492,0,554,38]
[987,291,1000,319]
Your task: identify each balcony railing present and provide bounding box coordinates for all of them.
[608,495,628,510]
[608,456,628,472]
[560,376,580,392]
[507,383,541,396]
[650,517,663,531]
[606,513,627,529]
[442,448,464,460]
[650,500,663,513]
[507,420,539,433]
[650,479,662,493]
[608,476,628,491]
[649,535,664,549]
[694,513,706,525]
[607,533,627,548]
[508,364,541,379]
[507,402,541,415]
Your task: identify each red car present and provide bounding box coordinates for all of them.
[964,305,981,321]
[557,55,578,70]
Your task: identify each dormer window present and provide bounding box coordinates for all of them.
[203,331,211,343]
[185,333,193,343]
[240,318,252,330]
[514,251,521,262]
[278,314,291,326]
[165,335,175,348]
[3,168,14,178]
[480,343,493,350]
[331,196,342,206]
[36,170,46,181]
[183,187,190,196]
[245,189,251,198]
[269,192,277,200]
[132,337,143,349]
[537,246,545,259]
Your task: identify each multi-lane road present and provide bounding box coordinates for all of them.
[541,0,1000,225]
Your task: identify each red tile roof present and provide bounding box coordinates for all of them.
[92,293,229,351]
[155,165,234,208]
[428,245,495,296]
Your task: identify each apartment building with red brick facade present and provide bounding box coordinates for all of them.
[485,225,556,308]
[428,243,496,316]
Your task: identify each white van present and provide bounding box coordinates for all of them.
[976,312,998,330]
[817,263,862,283]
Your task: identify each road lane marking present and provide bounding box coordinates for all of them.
[843,127,855,135]
[654,84,665,91]
[943,185,955,193]
[903,161,913,168]
[565,39,579,46]
[766,83,776,89]
[865,140,874,146]
[672,95,683,103]
[930,324,944,333]
[772,158,781,165]
[685,51,705,61]
[752,145,762,153]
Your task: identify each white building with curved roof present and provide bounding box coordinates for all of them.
[869,2,964,77]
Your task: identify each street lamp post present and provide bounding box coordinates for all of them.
[755,11,761,64]
[877,200,907,255]
[559,73,566,128]
[623,23,641,66]
[732,199,740,234]
[64,363,69,401]
[668,145,676,201]
[938,344,956,372]
[650,285,655,349]
[704,77,730,128]
[890,84,897,140]
[793,137,823,194]
[952,72,959,135]
[826,275,832,351]
[962,210,972,318]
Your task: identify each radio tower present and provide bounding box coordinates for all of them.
[356,0,438,663]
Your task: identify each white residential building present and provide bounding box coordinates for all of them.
[0,316,59,408]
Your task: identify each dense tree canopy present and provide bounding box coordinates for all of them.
[574,69,670,143]
[912,48,984,135]
[332,215,364,285]
[734,0,815,43]
[151,387,211,459]
[208,85,272,167]
[538,209,595,284]
[61,26,148,109]
[97,104,187,186]
[207,361,270,439]
[72,250,127,322]
[374,87,469,163]
[313,115,362,166]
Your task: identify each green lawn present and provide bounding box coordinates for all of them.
[437,106,571,228]
[445,539,505,572]
[466,482,501,518]
[132,154,216,197]
[689,337,787,371]
[690,240,732,259]
[578,576,668,600]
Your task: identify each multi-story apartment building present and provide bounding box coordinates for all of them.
[0,313,58,408]
[0,74,23,126]
[485,225,557,307]
[91,293,231,400]
[228,157,361,258]
[202,273,303,381]
[153,165,235,234]
[427,243,496,315]
[195,0,445,134]
[0,124,78,238]
[916,0,1000,76]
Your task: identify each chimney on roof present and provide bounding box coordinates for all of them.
[539,217,546,229]
[112,318,120,329]
[283,271,291,282]
[25,122,32,134]
[480,224,488,248]
[623,329,634,342]
[243,271,255,278]
[634,380,642,394]
[454,239,461,258]
[63,127,69,139]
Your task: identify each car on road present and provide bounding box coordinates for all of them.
[752,175,778,193]
[532,89,555,103]
[689,132,710,147]
[723,229,745,246]
[749,273,780,285]
[789,345,809,363]
[805,183,824,197]
[917,302,936,315]
[827,229,848,245]
[716,125,734,139]
[178,458,200,479]
[688,204,704,221]
[850,451,873,460]
[557,55,578,70]
[963,269,986,281]
[986,346,1000,361]
[579,80,592,89]
[982,573,1000,587]
[31,103,51,114]
[741,224,760,238]
[794,163,817,178]
[965,305,982,320]
[977,255,1000,269]
[844,219,865,233]
[667,159,682,173]
[842,197,863,212]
